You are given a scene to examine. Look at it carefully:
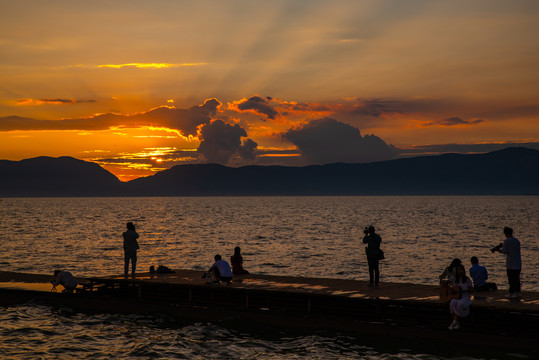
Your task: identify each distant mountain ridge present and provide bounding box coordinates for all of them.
[1,147,538,196]
[0,156,122,196]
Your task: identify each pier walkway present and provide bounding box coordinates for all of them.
[1,270,538,356]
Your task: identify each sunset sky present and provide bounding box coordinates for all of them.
[1,0,538,181]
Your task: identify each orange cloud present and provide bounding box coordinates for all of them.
[96,62,206,69]
[228,96,279,119]
[16,98,96,106]
[0,98,221,138]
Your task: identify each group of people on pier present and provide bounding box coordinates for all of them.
[52,223,522,332]
[435,226,522,330]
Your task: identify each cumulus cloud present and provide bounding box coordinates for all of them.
[230,96,278,119]
[424,117,484,127]
[0,98,220,137]
[238,138,258,161]
[282,118,397,164]
[197,120,258,164]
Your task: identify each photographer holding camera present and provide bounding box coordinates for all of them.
[362,225,383,287]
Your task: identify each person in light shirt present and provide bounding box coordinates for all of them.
[209,254,233,283]
[493,227,522,298]
[469,256,497,291]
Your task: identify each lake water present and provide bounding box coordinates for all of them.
[0,196,537,359]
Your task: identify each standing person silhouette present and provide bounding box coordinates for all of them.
[122,222,140,277]
[363,225,382,287]
[492,227,522,298]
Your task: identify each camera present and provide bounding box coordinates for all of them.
[490,243,503,253]
[363,226,369,235]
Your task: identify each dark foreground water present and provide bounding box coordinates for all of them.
[0,196,537,359]
[1,303,527,360]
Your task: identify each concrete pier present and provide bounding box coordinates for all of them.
[1,270,538,356]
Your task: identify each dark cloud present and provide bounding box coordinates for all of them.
[197,120,257,164]
[348,99,403,117]
[0,98,220,137]
[279,102,332,113]
[282,118,397,164]
[235,96,278,119]
[425,117,484,127]
[140,98,220,136]
[239,138,258,161]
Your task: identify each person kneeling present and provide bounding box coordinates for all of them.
[209,254,233,284]
[52,270,78,293]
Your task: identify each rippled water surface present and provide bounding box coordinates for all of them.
[1,196,537,289]
[0,304,512,360]
[0,196,537,359]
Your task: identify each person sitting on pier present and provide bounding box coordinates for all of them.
[439,258,461,283]
[448,264,473,330]
[469,256,497,292]
[209,254,233,283]
[52,270,78,293]
[230,246,249,275]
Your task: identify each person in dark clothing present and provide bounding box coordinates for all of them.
[439,258,462,283]
[122,222,140,277]
[230,246,249,275]
[52,270,78,293]
[363,225,382,287]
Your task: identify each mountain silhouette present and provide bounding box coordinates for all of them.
[125,147,539,196]
[1,147,538,196]
[0,156,122,196]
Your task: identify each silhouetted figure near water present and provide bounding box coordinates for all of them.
[123,222,140,277]
[363,226,382,287]
[448,264,473,330]
[439,258,461,283]
[469,256,497,291]
[230,246,249,275]
[492,227,521,298]
[52,270,78,293]
[209,254,233,283]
